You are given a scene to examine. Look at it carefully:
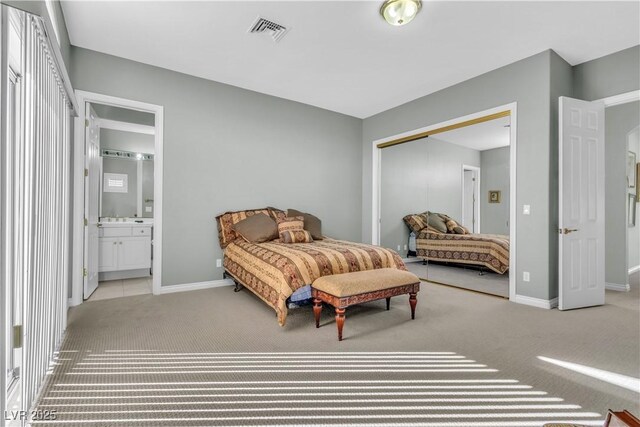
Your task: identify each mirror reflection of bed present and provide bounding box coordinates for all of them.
[380,114,511,298]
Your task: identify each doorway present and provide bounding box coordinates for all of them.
[72,91,164,306]
[461,165,480,233]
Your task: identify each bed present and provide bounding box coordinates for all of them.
[403,212,509,275]
[217,208,406,326]
[416,229,510,274]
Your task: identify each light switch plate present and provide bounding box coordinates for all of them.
[145,206,152,212]
[216,259,222,268]
[523,205,531,215]
[523,272,530,282]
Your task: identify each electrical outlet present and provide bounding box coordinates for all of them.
[145,206,152,212]
[523,205,531,215]
[523,271,530,282]
[397,245,401,251]
[216,259,222,268]
[404,244,407,251]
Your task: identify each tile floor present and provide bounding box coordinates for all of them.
[88,276,152,301]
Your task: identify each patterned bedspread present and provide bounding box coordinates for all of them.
[224,238,406,326]
[416,231,509,274]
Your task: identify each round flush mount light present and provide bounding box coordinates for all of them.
[380,0,422,26]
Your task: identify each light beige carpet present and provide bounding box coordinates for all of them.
[32,273,640,426]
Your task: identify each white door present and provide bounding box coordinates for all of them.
[558,96,605,310]
[84,104,101,299]
[462,167,479,233]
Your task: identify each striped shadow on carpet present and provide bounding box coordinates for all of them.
[34,352,603,426]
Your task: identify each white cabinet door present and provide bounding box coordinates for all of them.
[118,237,151,270]
[98,237,119,272]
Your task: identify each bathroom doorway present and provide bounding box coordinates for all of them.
[72,92,164,305]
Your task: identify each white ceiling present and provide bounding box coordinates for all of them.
[61,1,639,119]
[434,115,510,152]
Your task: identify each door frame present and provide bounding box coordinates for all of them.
[71,90,164,306]
[461,164,481,233]
[371,102,517,301]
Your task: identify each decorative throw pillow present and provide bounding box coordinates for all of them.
[403,214,429,233]
[267,206,286,221]
[443,216,469,235]
[287,209,323,240]
[277,216,305,234]
[280,229,314,244]
[215,208,271,248]
[232,213,278,243]
[425,212,448,233]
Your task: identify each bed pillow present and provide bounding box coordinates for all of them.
[277,216,305,234]
[287,209,323,240]
[443,216,469,234]
[267,206,286,221]
[403,214,429,233]
[425,212,448,234]
[233,213,279,243]
[215,208,272,248]
[280,229,314,244]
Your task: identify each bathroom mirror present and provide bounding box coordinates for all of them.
[92,102,156,220]
[101,151,154,219]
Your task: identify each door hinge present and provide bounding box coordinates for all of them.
[83,268,88,277]
[84,168,89,177]
[11,367,20,379]
[13,325,22,349]
[84,218,88,226]
[85,119,89,127]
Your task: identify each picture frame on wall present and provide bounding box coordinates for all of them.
[488,190,501,203]
[629,193,637,227]
[627,151,636,188]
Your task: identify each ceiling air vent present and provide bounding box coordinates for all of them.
[248,16,289,42]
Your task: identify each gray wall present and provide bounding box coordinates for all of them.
[101,158,137,218]
[380,137,480,257]
[100,128,155,154]
[480,146,510,235]
[71,46,363,287]
[573,46,640,101]
[603,101,639,285]
[548,51,574,296]
[364,50,554,300]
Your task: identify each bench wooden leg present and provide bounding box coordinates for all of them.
[335,308,346,341]
[409,292,417,319]
[386,297,391,310]
[313,298,323,328]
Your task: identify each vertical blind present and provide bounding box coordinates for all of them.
[3,10,72,415]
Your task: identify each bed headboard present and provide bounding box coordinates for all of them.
[215,207,283,248]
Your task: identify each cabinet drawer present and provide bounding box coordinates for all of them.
[101,227,132,237]
[132,227,151,236]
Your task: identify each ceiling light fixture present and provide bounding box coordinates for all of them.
[380,0,422,26]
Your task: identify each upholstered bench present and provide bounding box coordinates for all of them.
[311,268,421,341]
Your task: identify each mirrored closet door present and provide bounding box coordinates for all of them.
[379,114,512,298]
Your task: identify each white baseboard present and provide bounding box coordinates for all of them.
[158,279,234,295]
[514,294,558,309]
[629,265,640,275]
[606,282,631,292]
[402,257,423,264]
